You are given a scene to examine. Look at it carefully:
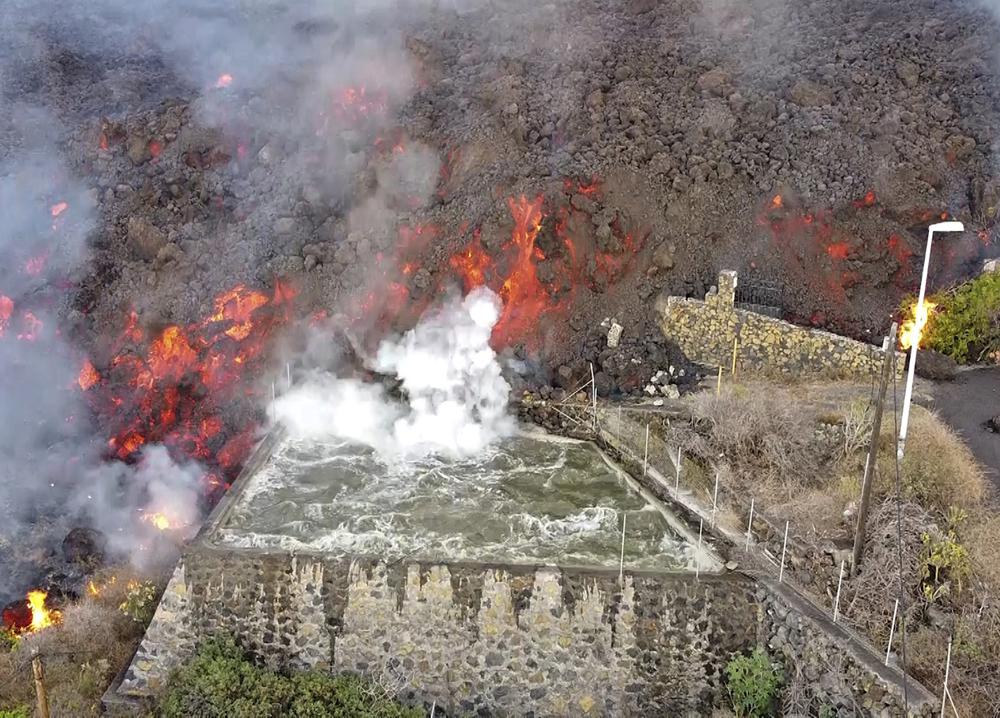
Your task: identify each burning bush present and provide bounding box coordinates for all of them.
[904,270,1000,363]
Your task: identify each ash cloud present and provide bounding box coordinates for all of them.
[275,288,514,459]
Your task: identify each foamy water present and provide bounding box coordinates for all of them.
[215,433,704,570]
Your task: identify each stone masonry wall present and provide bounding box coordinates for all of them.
[115,547,932,716]
[657,270,903,380]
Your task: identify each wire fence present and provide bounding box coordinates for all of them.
[546,363,954,716]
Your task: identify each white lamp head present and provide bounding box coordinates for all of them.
[930,221,964,233]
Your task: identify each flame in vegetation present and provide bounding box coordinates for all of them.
[899,299,936,350]
[83,282,295,485]
[27,591,59,632]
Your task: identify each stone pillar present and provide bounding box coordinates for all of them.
[716,270,737,307]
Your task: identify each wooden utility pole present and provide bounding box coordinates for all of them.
[851,322,898,577]
[31,651,50,718]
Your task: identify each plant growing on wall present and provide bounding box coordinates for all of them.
[725,647,783,718]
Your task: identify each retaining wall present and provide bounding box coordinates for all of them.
[657,270,903,379]
[114,547,933,716]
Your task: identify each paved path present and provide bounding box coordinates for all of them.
[930,366,1000,490]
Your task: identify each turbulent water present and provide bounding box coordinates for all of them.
[216,432,705,570]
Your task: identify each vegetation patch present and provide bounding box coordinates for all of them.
[911,270,1000,363]
[725,647,783,718]
[160,636,423,718]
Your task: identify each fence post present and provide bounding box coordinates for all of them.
[940,636,952,718]
[852,322,898,576]
[619,513,627,585]
[711,471,720,527]
[885,598,900,665]
[833,560,845,622]
[590,363,597,431]
[745,497,755,551]
[696,519,703,580]
[642,424,649,478]
[31,651,50,718]
[674,447,681,492]
[778,520,789,583]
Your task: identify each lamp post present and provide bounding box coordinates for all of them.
[897,221,964,459]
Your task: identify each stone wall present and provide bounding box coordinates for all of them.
[114,546,932,716]
[657,270,902,379]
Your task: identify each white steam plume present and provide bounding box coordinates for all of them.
[275,287,514,459]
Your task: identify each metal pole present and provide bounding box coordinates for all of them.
[32,652,50,718]
[833,560,845,622]
[898,222,963,458]
[642,424,649,478]
[745,497,755,551]
[886,598,900,665]
[674,447,681,492]
[852,323,897,577]
[940,637,952,718]
[778,520,789,583]
[286,361,291,389]
[619,513,627,585]
[716,365,722,396]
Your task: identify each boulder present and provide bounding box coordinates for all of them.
[789,80,834,107]
[127,217,168,261]
[915,349,957,381]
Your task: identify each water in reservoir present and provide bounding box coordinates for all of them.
[215,431,711,571]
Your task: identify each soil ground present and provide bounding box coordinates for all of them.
[930,366,1000,489]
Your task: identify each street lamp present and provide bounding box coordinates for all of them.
[897,220,964,459]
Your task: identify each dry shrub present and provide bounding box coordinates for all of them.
[844,499,928,649]
[875,407,986,513]
[965,513,1000,592]
[681,385,818,491]
[0,574,148,716]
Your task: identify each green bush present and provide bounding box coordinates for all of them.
[159,636,422,718]
[920,271,1000,363]
[119,580,159,625]
[725,647,783,718]
[0,628,18,653]
[0,707,31,718]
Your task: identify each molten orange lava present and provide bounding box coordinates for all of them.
[78,360,100,391]
[27,591,59,632]
[899,299,937,350]
[23,253,49,276]
[84,281,295,481]
[825,242,851,260]
[17,311,42,342]
[215,73,233,88]
[771,194,783,209]
[149,140,162,159]
[0,295,12,337]
[50,202,68,217]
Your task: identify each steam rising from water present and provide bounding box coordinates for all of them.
[275,287,514,459]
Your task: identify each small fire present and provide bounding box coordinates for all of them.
[27,590,59,632]
[143,512,173,531]
[149,140,162,159]
[771,194,783,209]
[214,73,233,89]
[899,299,937,350]
[50,201,68,217]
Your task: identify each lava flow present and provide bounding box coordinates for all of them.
[80,281,296,488]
